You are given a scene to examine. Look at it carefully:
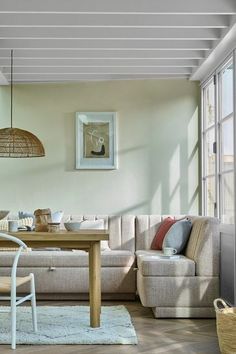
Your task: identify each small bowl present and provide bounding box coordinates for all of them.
[64,222,82,231]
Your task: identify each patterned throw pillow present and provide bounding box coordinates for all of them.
[151,217,176,250]
[162,219,192,254]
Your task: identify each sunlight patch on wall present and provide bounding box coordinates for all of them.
[151,182,162,214]
[188,108,199,213]
[169,144,181,214]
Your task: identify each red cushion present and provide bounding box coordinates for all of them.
[151,217,176,250]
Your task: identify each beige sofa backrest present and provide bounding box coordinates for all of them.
[185,216,220,276]
[135,215,220,276]
[62,214,135,253]
[135,215,184,250]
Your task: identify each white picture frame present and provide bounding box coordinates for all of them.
[75,112,118,170]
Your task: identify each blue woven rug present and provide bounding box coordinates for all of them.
[0,305,137,345]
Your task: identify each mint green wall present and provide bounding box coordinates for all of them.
[0,79,200,215]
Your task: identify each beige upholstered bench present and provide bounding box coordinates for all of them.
[0,215,136,300]
[136,215,220,318]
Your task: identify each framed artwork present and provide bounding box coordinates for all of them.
[76,112,117,169]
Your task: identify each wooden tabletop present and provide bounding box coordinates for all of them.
[2,230,109,242]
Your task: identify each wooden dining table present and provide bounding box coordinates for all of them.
[0,229,109,328]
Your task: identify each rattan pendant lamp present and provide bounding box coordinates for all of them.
[0,50,45,157]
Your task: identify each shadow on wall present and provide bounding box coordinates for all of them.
[62,104,199,216]
[150,107,199,215]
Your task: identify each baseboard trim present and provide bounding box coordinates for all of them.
[152,306,216,318]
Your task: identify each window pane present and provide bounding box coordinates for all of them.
[205,128,215,176]
[222,117,234,172]
[221,62,233,118]
[222,172,234,224]
[204,81,215,128]
[206,177,215,217]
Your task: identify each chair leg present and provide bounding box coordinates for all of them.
[30,273,38,333]
[10,290,16,350]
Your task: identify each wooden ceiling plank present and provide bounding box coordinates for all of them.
[3,66,192,74]
[0,14,229,28]
[6,74,190,83]
[0,0,235,15]
[0,27,221,40]
[0,58,199,67]
[0,39,212,50]
[0,49,206,59]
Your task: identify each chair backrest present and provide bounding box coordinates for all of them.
[0,233,28,280]
[61,214,136,252]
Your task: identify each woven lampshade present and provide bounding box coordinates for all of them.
[0,50,45,158]
[0,127,45,158]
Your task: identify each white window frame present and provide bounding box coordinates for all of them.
[201,54,235,224]
[216,59,234,223]
[201,77,217,217]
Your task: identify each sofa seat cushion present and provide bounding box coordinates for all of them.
[136,250,195,276]
[0,250,135,268]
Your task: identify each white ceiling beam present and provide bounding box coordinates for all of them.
[0,71,9,85]
[3,66,192,74]
[191,17,236,80]
[0,14,229,28]
[0,58,198,67]
[0,0,235,15]
[8,74,190,83]
[0,27,220,40]
[0,49,206,59]
[0,39,212,50]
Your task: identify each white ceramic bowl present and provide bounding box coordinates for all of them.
[64,222,83,231]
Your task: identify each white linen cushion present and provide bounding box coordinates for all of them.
[136,250,195,276]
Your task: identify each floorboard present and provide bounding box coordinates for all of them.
[0,300,220,354]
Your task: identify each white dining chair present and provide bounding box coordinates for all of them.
[0,233,37,349]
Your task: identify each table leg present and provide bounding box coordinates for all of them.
[89,241,101,327]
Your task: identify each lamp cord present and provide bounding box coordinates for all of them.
[10,49,13,128]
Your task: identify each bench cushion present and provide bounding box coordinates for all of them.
[136,250,195,276]
[0,250,135,268]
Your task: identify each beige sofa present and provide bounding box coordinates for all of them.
[0,215,136,300]
[0,214,220,317]
[136,215,220,317]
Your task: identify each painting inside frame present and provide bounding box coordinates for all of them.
[76,112,117,170]
[83,122,110,158]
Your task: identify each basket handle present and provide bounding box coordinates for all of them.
[214,298,229,311]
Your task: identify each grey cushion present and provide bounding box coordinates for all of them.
[163,219,192,253]
[0,250,135,268]
[136,250,195,276]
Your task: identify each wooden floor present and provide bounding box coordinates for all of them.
[0,300,220,354]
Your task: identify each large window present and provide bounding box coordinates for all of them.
[219,62,234,224]
[201,58,235,224]
[202,79,216,217]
